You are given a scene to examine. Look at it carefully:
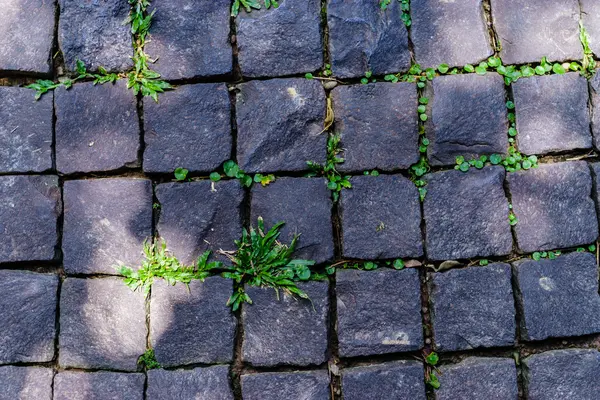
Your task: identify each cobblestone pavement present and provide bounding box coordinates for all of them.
[2,0,600,399]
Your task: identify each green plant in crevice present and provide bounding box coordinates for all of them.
[307,133,351,202]
[138,349,161,370]
[580,21,597,78]
[409,92,430,201]
[174,167,189,181]
[532,250,561,261]
[577,244,597,253]
[424,351,440,389]
[231,0,278,16]
[508,204,518,226]
[379,0,411,27]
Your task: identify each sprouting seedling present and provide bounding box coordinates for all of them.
[174,167,188,181]
[307,133,351,202]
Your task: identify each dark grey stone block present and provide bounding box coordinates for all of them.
[327,0,410,78]
[507,161,598,253]
[424,167,513,261]
[513,73,591,155]
[236,78,326,173]
[337,269,422,357]
[0,175,60,262]
[0,87,52,173]
[147,366,233,400]
[429,74,508,166]
[342,361,426,400]
[513,252,600,341]
[0,270,58,363]
[144,0,231,80]
[412,0,492,68]
[236,0,322,77]
[59,277,146,370]
[340,175,423,259]
[143,83,231,173]
[589,70,600,152]
[54,371,144,400]
[63,179,153,275]
[581,0,600,56]
[436,358,518,400]
[241,370,330,400]
[524,349,600,400]
[58,0,132,72]
[332,83,419,171]
[492,0,582,64]
[55,81,140,174]
[242,281,329,367]
[156,180,244,265]
[1,366,53,400]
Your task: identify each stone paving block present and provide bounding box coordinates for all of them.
[251,177,333,264]
[1,366,53,400]
[147,366,233,400]
[590,69,600,151]
[342,361,426,400]
[59,277,146,370]
[0,0,55,74]
[55,81,140,174]
[58,0,132,72]
[143,83,231,173]
[492,0,582,65]
[241,370,330,400]
[431,264,515,351]
[0,175,60,262]
[429,74,508,166]
[513,73,591,155]
[54,371,144,400]
[411,0,492,68]
[327,0,410,78]
[242,281,329,367]
[236,78,326,173]
[144,0,231,80]
[0,270,58,363]
[424,167,512,261]
[340,175,423,259]
[581,0,600,56]
[337,268,423,357]
[436,357,518,400]
[513,252,600,341]
[507,161,598,253]
[0,87,52,173]
[523,349,600,400]
[236,0,322,77]
[63,179,152,275]
[156,180,244,265]
[150,277,235,367]
[332,83,419,171]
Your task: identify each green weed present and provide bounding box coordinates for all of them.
[138,349,161,370]
[379,0,411,26]
[532,250,560,261]
[580,22,597,78]
[231,0,278,16]
[174,167,189,181]
[307,133,351,202]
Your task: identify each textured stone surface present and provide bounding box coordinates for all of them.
[332,83,419,171]
[424,167,512,261]
[54,371,144,400]
[436,358,518,400]
[236,0,322,77]
[242,281,329,367]
[507,161,598,253]
[1,366,53,400]
[0,270,57,363]
[241,371,330,400]
[513,252,600,341]
[328,0,410,78]
[0,175,60,262]
[581,0,600,56]
[143,83,231,173]
[150,278,235,367]
[251,177,334,264]
[147,366,233,400]
[337,268,423,357]
[492,0,582,64]
[59,277,146,370]
[0,87,52,173]
[340,175,423,259]
[236,78,326,173]
[144,0,231,80]
[156,180,244,265]
[431,264,515,351]
[55,81,140,174]
[342,361,426,400]
[589,69,600,151]
[412,0,492,68]
[58,0,132,72]
[524,349,600,400]
[513,73,591,155]
[429,74,508,166]
[63,179,152,275]
[0,0,55,73]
